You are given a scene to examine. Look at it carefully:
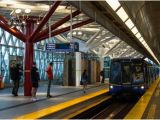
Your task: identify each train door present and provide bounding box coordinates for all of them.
[121,62,131,84]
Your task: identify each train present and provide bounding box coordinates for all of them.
[109,58,160,96]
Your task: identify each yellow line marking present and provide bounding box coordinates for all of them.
[155,89,159,97]
[64,96,111,119]
[124,78,160,119]
[14,89,108,119]
[147,104,156,119]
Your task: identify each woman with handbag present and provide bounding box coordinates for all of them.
[81,69,88,93]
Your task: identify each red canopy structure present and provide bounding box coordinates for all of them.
[0,1,93,96]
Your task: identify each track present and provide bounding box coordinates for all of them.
[71,97,137,119]
[42,93,138,119]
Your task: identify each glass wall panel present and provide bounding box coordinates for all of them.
[0,28,64,85]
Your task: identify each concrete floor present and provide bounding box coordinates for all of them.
[0,81,108,119]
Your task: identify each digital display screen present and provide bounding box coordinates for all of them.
[46,42,79,52]
[55,43,70,49]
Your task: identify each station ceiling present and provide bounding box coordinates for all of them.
[121,1,160,63]
[0,0,154,61]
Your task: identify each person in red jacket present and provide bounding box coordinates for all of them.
[46,62,53,98]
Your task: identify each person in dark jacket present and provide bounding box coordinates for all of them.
[100,69,105,84]
[10,63,19,96]
[10,63,16,96]
[31,62,40,101]
[81,69,88,93]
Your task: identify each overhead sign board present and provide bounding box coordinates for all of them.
[46,42,79,52]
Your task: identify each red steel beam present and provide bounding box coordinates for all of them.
[34,18,93,43]
[0,21,26,42]
[0,15,8,24]
[35,10,81,41]
[29,1,61,42]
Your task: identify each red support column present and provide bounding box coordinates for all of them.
[24,41,33,96]
[24,20,34,96]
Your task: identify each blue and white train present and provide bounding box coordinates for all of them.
[109,58,159,96]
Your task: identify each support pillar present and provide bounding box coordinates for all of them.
[24,42,33,96]
[99,56,104,71]
[24,20,34,96]
[75,52,81,86]
[99,48,104,71]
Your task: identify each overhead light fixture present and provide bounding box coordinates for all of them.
[67,32,71,36]
[73,31,76,35]
[97,36,101,38]
[37,21,40,25]
[24,8,31,13]
[125,19,134,29]
[105,0,160,64]
[10,10,14,15]
[78,31,82,35]
[22,20,26,24]
[105,0,120,11]
[15,8,21,14]
[131,27,138,34]
[116,7,128,21]
[105,36,110,39]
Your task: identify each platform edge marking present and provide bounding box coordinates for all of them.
[147,104,156,119]
[14,89,108,119]
[124,78,160,119]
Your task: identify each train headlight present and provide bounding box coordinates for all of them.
[110,85,113,89]
[141,85,144,89]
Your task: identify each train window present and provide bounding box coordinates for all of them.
[122,63,131,84]
[110,62,121,84]
[132,65,144,84]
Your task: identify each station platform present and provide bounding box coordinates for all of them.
[125,78,160,119]
[0,82,108,119]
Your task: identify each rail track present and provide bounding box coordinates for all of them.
[71,97,138,119]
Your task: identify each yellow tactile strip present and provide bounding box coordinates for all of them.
[14,89,108,119]
[124,78,160,119]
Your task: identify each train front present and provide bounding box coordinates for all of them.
[109,59,146,96]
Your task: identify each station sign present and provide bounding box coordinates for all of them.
[46,42,79,52]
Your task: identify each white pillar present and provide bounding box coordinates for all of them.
[100,56,104,71]
[75,52,81,86]
[99,48,104,71]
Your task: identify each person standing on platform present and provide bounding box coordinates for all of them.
[46,62,53,98]
[15,63,21,96]
[31,62,40,101]
[81,69,88,93]
[10,63,20,96]
[10,63,17,96]
[100,69,105,84]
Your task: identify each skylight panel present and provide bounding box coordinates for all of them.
[136,32,141,39]
[131,27,138,34]
[125,19,134,29]
[139,37,144,42]
[105,0,120,11]
[116,7,128,21]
